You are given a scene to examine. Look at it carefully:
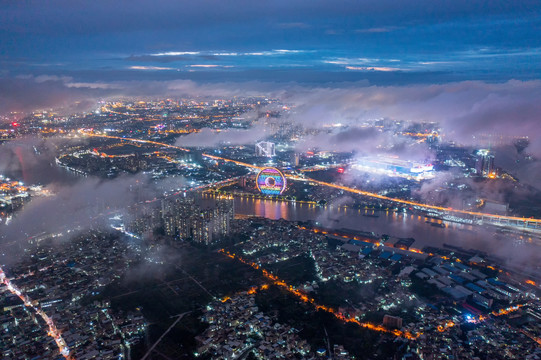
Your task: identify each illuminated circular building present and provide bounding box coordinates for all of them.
[256,167,287,195]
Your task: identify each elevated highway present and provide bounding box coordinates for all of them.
[80,131,541,229]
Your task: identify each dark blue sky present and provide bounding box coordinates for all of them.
[1,0,540,84]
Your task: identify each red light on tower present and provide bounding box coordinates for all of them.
[11,122,20,127]
[337,167,345,174]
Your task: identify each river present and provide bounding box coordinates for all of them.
[205,193,541,269]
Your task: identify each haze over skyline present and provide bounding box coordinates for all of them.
[1,1,541,155]
[2,3,541,358]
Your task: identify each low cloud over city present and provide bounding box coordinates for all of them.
[1,1,541,359]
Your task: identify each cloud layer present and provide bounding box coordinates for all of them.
[3,76,541,161]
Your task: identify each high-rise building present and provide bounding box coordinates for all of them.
[427,132,439,145]
[237,176,247,187]
[125,204,161,235]
[162,196,195,236]
[290,152,300,167]
[255,141,276,157]
[190,197,234,244]
[475,149,495,177]
[159,194,234,244]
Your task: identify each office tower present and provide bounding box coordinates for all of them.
[475,149,495,177]
[255,141,276,157]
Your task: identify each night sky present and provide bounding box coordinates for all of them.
[1,0,540,85]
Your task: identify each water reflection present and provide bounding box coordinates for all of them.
[207,193,541,266]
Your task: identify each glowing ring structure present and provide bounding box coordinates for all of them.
[256,167,287,195]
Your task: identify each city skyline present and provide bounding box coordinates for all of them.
[1,2,541,359]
